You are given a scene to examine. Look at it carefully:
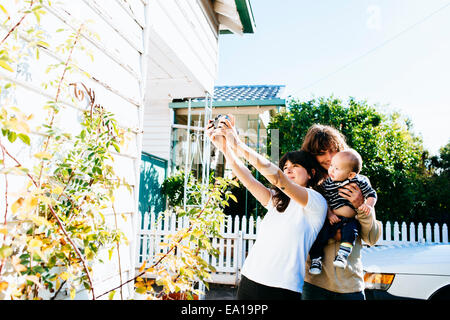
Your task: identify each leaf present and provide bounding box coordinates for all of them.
[7,130,16,143]
[25,275,41,287]
[59,272,70,281]
[0,282,8,291]
[36,40,49,48]
[28,239,43,249]
[34,151,53,160]
[111,142,120,153]
[11,197,24,214]
[70,288,76,300]
[108,290,116,300]
[138,261,146,273]
[0,245,13,259]
[18,133,31,145]
[0,60,13,72]
[29,215,51,227]
[0,4,9,17]
[135,286,146,294]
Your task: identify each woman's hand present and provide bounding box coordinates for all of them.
[338,183,364,209]
[205,119,227,153]
[215,115,241,151]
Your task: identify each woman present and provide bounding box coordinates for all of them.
[206,115,327,300]
[301,124,382,300]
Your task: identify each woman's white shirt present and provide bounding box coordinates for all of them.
[240,187,327,293]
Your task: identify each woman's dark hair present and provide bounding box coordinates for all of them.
[271,150,322,213]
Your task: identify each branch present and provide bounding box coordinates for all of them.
[0,139,96,299]
[95,182,219,299]
[37,23,84,186]
[0,137,8,275]
[0,0,34,47]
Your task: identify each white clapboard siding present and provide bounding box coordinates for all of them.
[147,0,219,95]
[137,213,449,286]
[0,0,146,300]
[142,0,220,162]
[142,99,172,161]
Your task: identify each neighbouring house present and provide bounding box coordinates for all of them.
[0,0,255,300]
[168,84,287,217]
[139,2,256,218]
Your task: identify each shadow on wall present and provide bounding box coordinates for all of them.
[139,152,167,229]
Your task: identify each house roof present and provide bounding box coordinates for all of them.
[169,85,286,108]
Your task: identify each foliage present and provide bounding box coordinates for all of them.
[412,142,450,224]
[160,170,191,209]
[128,176,238,300]
[1,1,241,301]
[0,1,128,300]
[267,96,448,223]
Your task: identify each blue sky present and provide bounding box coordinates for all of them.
[216,0,450,155]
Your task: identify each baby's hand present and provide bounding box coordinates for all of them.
[327,211,340,225]
[358,203,372,215]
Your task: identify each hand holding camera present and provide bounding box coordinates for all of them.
[205,114,237,153]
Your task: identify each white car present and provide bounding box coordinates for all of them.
[361,243,450,300]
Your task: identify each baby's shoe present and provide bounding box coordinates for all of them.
[309,257,322,275]
[333,246,351,269]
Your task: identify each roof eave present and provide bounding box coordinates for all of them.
[217,0,256,35]
[235,0,256,34]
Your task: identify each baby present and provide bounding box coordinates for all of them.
[309,149,377,274]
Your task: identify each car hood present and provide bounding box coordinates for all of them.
[362,243,450,276]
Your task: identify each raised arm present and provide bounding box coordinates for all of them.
[213,116,310,207]
[205,121,272,207]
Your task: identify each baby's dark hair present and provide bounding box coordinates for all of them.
[340,149,363,174]
[271,150,321,212]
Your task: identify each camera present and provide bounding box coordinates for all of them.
[213,114,230,129]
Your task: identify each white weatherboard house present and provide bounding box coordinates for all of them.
[0,0,255,300]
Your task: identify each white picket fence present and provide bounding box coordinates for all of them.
[136,212,449,285]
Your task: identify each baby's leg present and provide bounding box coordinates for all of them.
[309,220,334,259]
[333,218,360,269]
[340,218,360,247]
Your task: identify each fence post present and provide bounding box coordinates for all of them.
[225,215,233,269]
[248,215,255,250]
[233,216,240,281]
[425,223,432,243]
[379,221,384,242]
[434,223,440,243]
[393,222,400,243]
[138,213,151,264]
[385,221,392,242]
[442,224,448,243]
[418,223,424,243]
[409,222,415,243]
[401,222,407,242]
[241,215,247,270]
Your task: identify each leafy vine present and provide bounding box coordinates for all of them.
[1,0,237,301]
